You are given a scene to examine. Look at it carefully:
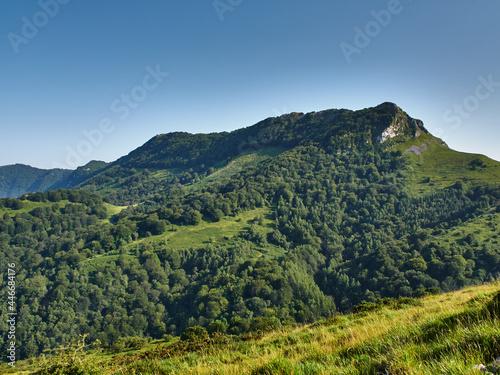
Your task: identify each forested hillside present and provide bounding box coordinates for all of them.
[1,103,500,363]
[0,164,71,198]
[0,161,109,199]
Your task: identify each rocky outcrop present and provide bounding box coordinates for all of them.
[473,356,500,374]
[375,103,428,143]
[404,144,428,155]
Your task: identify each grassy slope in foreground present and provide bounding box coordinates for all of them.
[11,281,500,375]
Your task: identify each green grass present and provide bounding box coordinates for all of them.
[78,147,287,199]
[78,167,180,198]
[133,208,283,258]
[0,200,71,217]
[103,202,128,216]
[150,207,273,250]
[103,202,129,224]
[11,281,500,374]
[83,206,285,271]
[427,210,500,248]
[395,134,500,195]
[186,146,288,192]
[133,206,272,249]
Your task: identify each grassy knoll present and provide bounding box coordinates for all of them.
[82,206,284,272]
[139,207,274,252]
[103,202,129,216]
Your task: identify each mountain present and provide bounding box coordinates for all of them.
[74,102,500,206]
[0,160,109,198]
[0,164,72,198]
[76,102,443,204]
[4,102,497,203]
[114,102,424,169]
[1,102,500,363]
[52,160,110,189]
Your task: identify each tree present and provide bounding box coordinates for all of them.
[180,326,208,342]
[186,210,202,225]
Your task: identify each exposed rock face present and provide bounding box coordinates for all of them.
[375,103,427,143]
[473,356,500,374]
[377,122,400,142]
[404,144,428,155]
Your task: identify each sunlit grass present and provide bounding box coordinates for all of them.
[83,206,283,271]
[187,146,288,192]
[393,134,500,195]
[0,199,70,217]
[36,281,495,375]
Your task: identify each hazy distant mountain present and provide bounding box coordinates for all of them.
[0,160,109,198]
[0,164,72,198]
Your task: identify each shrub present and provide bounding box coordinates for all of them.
[180,326,209,342]
[33,335,102,375]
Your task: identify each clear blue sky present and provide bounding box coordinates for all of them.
[1,1,499,169]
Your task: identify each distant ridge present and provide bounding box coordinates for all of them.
[0,160,109,198]
[0,164,71,198]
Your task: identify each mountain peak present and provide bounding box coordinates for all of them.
[108,102,432,170]
[373,102,428,143]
